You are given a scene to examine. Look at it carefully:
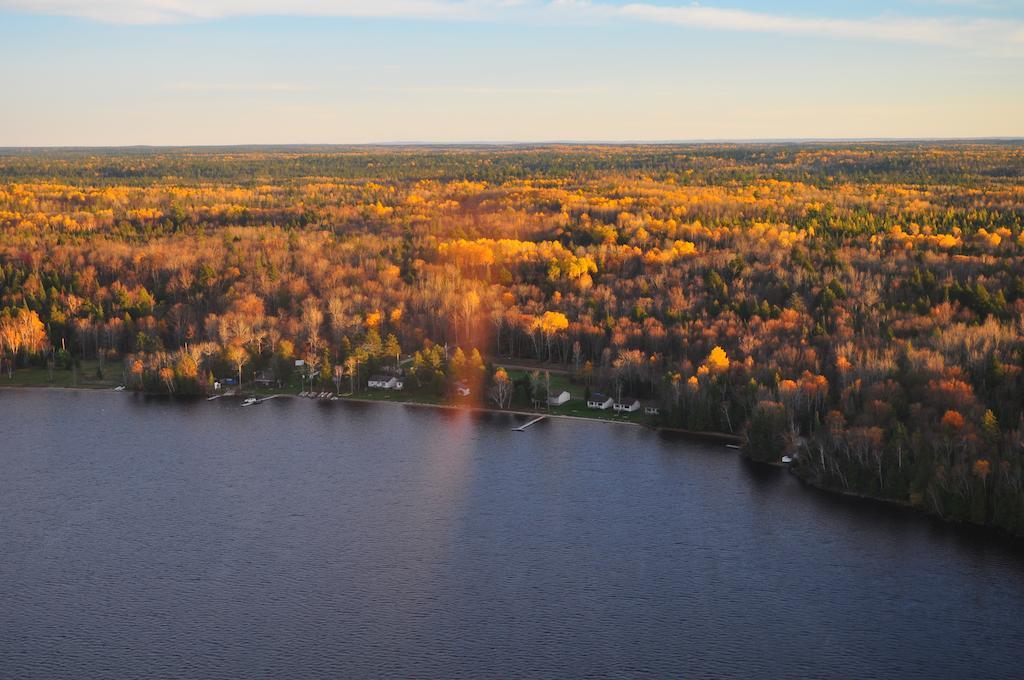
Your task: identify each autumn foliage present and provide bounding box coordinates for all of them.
[1,144,1024,533]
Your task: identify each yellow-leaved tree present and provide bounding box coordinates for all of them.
[533,311,569,362]
[706,346,730,373]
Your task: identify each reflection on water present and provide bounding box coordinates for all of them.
[1,389,1023,679]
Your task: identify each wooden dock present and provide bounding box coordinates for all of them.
[512,415,546,431]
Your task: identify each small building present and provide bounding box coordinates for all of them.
[644,405,661,416]
[614,399,641,413]
[587,393,613,410]
[548,390,570,406]
[455,381,471,397]
[368,375,398,389]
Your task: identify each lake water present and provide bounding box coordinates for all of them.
[2,389,1023,678]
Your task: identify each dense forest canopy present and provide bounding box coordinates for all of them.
[1,142,1021,185]
[1,143,1023,533]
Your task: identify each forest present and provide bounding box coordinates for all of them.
[1,142,1023,534]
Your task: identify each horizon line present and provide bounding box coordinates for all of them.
[3,136,1024,152]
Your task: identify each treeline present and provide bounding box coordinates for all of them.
[1,143,1023,534]
[1,142,1021,186]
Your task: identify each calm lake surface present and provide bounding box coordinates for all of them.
[2,389,1023,679]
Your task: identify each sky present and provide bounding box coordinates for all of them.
[1,0,1022,145]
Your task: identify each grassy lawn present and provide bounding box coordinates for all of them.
[282,369,648,424]
[0,360,122,390]
[498,366,654,425]
[285,376,450,406]
[2,360,660,428]
[349,387,447,406]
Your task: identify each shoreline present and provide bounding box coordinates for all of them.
[791,466,1024,542]
[334,394,743,443]
[179,390,1024,540]
[0,382,741,444]
[0,384,113,392]
[6,381,1022,541]
[792,473,915,510]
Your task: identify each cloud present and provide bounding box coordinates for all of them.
[909,1,1009,8]
[610,3,1023,52]
[3,0,1023,55]
[0,0,494,23]
[161,81,314,93]
[387,85,607,95]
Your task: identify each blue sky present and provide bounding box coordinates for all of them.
[1,1,1022,145]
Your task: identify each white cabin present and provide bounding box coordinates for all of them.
[614,399,641,413]
[587,393,614,410]
[548,390,570,406]
[368,375,398,389]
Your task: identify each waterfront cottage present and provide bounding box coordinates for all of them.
[368,375,398,389]
[548,390,570,406]
[614,399,641,413]
[644,405,660,416]
[587,393,613,410]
